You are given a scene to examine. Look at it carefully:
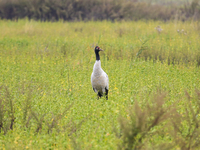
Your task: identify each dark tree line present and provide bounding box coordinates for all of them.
[0,0,199,21]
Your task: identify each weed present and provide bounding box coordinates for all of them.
[0,86,15,134]
[170,90,200,150]
[117,92,176,150]
[136,39,149,60]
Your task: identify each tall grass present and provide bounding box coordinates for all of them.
[1,20,200,65]
[0,20,200,149]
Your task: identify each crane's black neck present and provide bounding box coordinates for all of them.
[95,51,100,61]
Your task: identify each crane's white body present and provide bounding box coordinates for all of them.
[91,60,109,94]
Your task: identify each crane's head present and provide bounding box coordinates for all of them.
[94,46,103,53]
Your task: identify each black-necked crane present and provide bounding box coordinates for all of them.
[91,46,109,100]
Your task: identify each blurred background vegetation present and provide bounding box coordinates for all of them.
[0,0,199,21]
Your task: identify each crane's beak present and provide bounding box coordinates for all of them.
[99,48,104,51]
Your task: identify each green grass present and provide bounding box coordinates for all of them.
[0,20,200,149]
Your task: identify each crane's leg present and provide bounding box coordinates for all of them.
[105,88,108,100]
[98,92,103,99]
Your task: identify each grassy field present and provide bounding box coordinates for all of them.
[0,20,200,149]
